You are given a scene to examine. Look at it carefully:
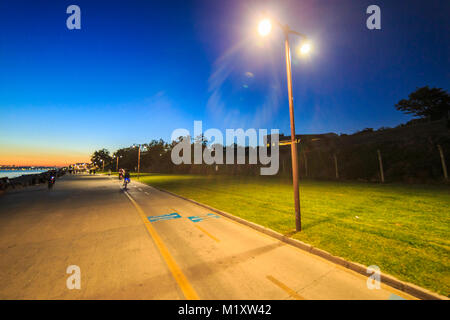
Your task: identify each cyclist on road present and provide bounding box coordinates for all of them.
[123,170,131,190]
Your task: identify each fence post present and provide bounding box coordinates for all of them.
[333,154,339,179]
[303,153,308,177]
[377,149,385,183]
[437,144,448,181]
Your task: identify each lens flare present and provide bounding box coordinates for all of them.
[299,42,311,55]
[258,19,272,36]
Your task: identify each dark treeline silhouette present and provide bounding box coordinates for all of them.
[91,87,449,183]
[90,118,449,184]
[91,138,272,176]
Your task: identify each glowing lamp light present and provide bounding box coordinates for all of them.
[299,42,311,55]
[258,19,272,36]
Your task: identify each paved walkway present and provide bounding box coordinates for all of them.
[0,174,415,299]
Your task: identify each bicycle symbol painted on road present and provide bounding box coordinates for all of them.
[148,212,181,222]
[187,213,220,223]
[147,212,220,223]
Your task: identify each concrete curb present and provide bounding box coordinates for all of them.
[150,185,448,300]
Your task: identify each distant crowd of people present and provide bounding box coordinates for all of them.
[68,168,96,174]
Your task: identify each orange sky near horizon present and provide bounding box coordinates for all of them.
[0,145,91,167]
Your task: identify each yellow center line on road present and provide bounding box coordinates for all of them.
[195,225,220,243]
[124,191,199,300]
[218,212,416,300]
[172,208,221,243]
[266,275,305,300]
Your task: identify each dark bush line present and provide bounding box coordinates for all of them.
[92,120,449,184]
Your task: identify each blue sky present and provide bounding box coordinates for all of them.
[0,0,449,165]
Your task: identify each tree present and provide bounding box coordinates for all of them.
[91,149,112,169]
[395,86,449,121]
[140,139,171,172]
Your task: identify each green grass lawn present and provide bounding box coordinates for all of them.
[131,173,449,296]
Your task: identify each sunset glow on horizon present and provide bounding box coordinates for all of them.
[0,145,90,167]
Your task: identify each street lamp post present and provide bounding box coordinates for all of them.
[134,144,142,180]
[138,146,141,180]
[116,155,122,172]
[283,28,302,232]
[258,18,311,232]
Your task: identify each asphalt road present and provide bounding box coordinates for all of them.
[0,174,416,299]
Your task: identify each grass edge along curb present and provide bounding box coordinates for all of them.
[148,184,448,301]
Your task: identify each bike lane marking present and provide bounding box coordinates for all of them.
[187,213,220,223]
[148,212,181,222]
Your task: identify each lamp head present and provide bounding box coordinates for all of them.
[299,42,312,55]
[258,19,272,36]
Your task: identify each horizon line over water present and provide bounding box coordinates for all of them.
[0,170,48,179]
